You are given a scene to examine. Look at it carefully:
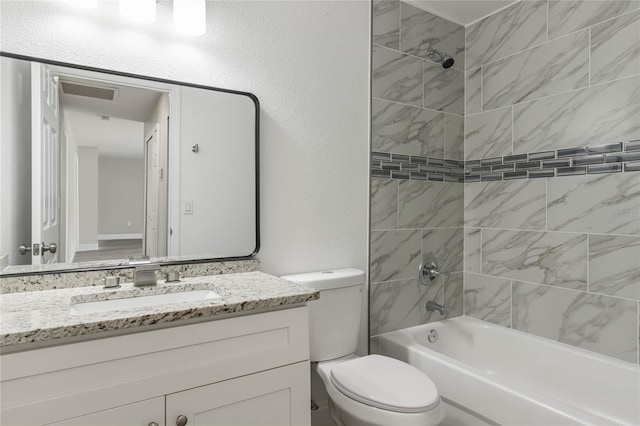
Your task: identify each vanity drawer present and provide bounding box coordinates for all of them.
[0,306,309,425]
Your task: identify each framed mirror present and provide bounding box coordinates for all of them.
[0,52,259,276]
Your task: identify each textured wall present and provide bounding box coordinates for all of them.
[462,0,640,364]
[0,1,370,277]
[77,146,99,247]
[369,1,465,336]
[1,0,370,355]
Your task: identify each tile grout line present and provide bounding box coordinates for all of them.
[372,227,467,232]
[480,65,483,113]
[422,58,425,109]
[469,27,586,74]
[586,233,590,293]
[510,279,513,329]
[372,96,464,117]
[464,271,640,302]
[449,225,640,239]
[511,105,514,155]
[545,178,548,232]
[465,72,640,118]
[479,227,483,277]
[587,27,593,87]
[373,41,466,73]
[398,0,402,54]
[396,179,400,231]
[546,5,640,43]
[546,0,549,42]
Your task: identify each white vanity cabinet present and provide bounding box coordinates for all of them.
[48,397,165,426]
[0,307,310,426]
[165,362,309,426]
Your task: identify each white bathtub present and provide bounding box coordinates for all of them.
[378,316,640,426]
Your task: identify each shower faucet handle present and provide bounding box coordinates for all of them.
[419,259,441,286]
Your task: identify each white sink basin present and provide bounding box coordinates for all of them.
[69,290,221,315]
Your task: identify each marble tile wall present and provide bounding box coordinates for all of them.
[463,0,640,365]
[370,0,465,336]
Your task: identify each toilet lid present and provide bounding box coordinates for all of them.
[330,355,440,414]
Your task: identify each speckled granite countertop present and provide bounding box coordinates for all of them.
[0,272,318,349]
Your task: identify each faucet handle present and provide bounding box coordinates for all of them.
[419,259,441,286]
[103,276,121,289]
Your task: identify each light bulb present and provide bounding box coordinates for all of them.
[173,0,206,36]
[64,0,98,9]
[119,0,156,24]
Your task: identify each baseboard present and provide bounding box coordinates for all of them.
[98,234,143,241]
[76,243,99,252]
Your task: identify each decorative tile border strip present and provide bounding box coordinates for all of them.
[371,140,640,183]
[371,152,466,182]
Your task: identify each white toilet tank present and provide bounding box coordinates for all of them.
[281,268,365,362]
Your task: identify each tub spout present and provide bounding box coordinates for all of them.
[426,301,448,316]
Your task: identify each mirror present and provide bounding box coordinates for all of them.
[0,52,259,275]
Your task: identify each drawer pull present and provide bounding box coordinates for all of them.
[176,414,188,426]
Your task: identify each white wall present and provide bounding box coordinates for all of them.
[0,0,370,274]
[98,156,144,237]
[1,1,371,351]
[77,146,98,249]
[0,57,32,266]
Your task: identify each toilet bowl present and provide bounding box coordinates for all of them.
[317,355,445,426]
[281,269,445,426]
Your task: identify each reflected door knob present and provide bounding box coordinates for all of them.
[42,243,57,254]
[19,243,40,255]
[176,415,188,426]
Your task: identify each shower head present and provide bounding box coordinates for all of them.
[428,49,455,69]
[441,56,455,69]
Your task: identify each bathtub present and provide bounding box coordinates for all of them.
[378,316,640,426]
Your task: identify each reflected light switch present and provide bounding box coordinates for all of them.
[184,201,193,215]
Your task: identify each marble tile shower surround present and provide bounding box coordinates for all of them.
[400,2,465,69]
[370,273,462,335]
[547,0,640,40]
[460,0,640,365]
[370,2,466,341]
[370,0,640,365]
[482,29,590,110]
[465,0,548,70]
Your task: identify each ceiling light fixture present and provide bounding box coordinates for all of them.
[173,0,206,36]
[119,0,156,24]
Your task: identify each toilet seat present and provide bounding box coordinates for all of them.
[330,355,440,414]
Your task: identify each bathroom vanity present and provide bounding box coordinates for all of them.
[0,271,318,425]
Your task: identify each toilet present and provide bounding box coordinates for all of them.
[282,268,445,426]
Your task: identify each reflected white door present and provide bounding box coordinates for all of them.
[31,62,60,265]
[144,125,159,257]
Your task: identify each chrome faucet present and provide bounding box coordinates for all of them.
[134,264,161,287]
[426,301,448,316]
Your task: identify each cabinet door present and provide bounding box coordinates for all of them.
[166,361,310,426]
[47,397,164,426]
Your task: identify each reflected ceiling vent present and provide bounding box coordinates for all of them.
[60,81,118,101]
